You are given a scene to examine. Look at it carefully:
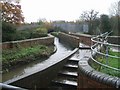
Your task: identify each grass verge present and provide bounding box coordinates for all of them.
[2,45,54,72]
[91,50,120,77]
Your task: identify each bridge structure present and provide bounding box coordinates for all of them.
[1,32,120,89]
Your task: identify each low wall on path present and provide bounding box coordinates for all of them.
[78,57,120,89]
[1,34,54,49]
[58,32,79,48]
[70,33,92,46]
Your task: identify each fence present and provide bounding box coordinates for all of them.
[91,31,120,77]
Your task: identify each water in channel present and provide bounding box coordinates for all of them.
[2,38,74,82]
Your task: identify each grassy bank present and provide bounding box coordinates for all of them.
[2,45,54,72]
[98,50,120,68]
[91,50,120,77]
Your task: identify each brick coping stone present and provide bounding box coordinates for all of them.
[78,56,120,88]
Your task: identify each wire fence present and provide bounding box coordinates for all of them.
[91,31,120,77]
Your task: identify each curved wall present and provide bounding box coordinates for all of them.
[78,56,120,89]
[1,34,54,49]
[76,34,120,88]
[4,48,78,89]
[70,33,92,46]
[58,32,79,48]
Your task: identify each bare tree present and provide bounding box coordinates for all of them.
[80,10,99,34]
[4,0,20,2]
[109,1,119,16]
[81,10,99,22]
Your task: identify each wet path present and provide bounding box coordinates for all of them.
[2,38,74,82]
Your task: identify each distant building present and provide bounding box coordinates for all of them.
[52,21,88,33]
[83,24,89,33]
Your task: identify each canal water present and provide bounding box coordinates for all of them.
[2,38,74,82]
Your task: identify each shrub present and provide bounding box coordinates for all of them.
[51,32,59,37]
[2,22,17,42]
[2,24,49,42]
[16,30,32,40]
[30,27,48,38]
[36,27,47,33]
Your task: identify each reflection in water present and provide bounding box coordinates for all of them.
[2,38,73,82]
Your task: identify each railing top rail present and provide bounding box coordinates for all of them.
[91,45,120,59]
[91,31,120,47]
[91,31,120,72]
[91,56,120,71]
[91,37,120,47]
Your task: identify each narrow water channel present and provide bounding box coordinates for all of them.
[2,38,74,82]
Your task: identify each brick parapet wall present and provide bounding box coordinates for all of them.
[58,32,80,48]
[78,57,120,89]
[70,33,120,46]
[1,34,54,49]
[70,33,92,46]
[108,36,120,45]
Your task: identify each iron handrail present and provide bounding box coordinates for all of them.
[91,37,120,47]
[91,56,120,71]
[91,31,120,72]
[91,45,120,59]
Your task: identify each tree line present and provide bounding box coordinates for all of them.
[79,1,119,36]
[1,0,119,38]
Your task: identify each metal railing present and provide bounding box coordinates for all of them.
[91,31,120,76]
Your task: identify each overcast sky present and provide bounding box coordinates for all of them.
[20,0,118,23]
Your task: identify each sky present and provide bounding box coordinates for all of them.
[20,0,118,23]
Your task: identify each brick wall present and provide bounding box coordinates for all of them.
[78,57,120,89]
[1,35,54,49]
[59,32,80,48]
[108,36,120,45]
[70,33,92,46]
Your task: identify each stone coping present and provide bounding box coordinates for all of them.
[70,33,92,38]
[78,56,120,88]
[1,34,54,44]
[1,34,54,49]
[59,32,79,39]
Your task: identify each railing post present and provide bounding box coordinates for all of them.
[91,31,120,76]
